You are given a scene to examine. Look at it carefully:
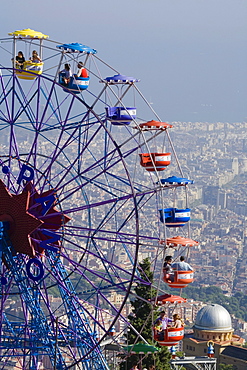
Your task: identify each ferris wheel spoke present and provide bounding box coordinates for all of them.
[22,100,79,174]
[0,113,9,124]
[38,80,58,125]
[40,85,63,125]
[42,253,111,363]
[62,187,155,217]
[66,225,147,246]
[13,83,38,125]
[59,235,139,280]
[8,128,21,173]
[32,119,100,192]
[55,153,133,203]
[0,77,12,121]
[0,243,67,368]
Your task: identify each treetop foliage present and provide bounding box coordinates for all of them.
[181,285,247,322]
[120,258,171,370]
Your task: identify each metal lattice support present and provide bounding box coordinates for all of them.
[53,253,110,370]
[0,222,66,369]
[0,222,110,370]
[170,356,217,370]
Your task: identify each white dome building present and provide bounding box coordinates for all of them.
[193,303,234,341]
[183,303,246,368]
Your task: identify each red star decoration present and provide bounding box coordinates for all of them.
[23,182,71,254]
[0,180,43,257]
[0,180,70,257]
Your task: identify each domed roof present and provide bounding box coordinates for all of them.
[194,304,233,332]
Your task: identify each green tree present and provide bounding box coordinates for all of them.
[218,364,235,370]
[182,285,247,321]
[120,258,171,370]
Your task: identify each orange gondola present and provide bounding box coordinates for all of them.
[160,237,198,288]
[137,120,172,171]
[139,152,171,171]
[161,236,199,248]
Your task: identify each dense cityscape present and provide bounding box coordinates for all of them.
[171,120,247,295]
[128,120,247,342]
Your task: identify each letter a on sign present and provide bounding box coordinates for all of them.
[35,194,56,216]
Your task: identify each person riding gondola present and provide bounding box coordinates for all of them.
[30,50,42,63]
[154,311,172,341]
[153,319,163,340]
[172,314,184,328]
[163,255,174,282]
[76,61,88,78]
[171,256,193,271]
[59,63,72,86]
[155,311,172,330]
[13,51,25,69]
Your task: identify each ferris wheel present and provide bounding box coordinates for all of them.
[0,28,196,369]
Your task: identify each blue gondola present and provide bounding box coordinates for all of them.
[159,176,194,185]
[57,42,97,55]
[104,74,139,83]
[57,42,96,93]
[159,207,191,227]
[105,106,136,125]
[59,73,89,93]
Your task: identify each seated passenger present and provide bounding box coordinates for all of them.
[171,256,193,271]
[172,314,184,328]
[30,50,42,63]
[163,255,174,282]
[60,63,72,86]
[13,51,25,69]
[76,61,88,78]
[155,311,172,330]
[153,319,163,336]
[154,312,172,341]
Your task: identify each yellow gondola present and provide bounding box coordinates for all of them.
[9,28,48,80]
[15,61,44,80]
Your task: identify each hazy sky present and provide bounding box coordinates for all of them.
[1,0,247,123]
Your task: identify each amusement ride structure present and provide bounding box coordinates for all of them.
[0,28,214,369]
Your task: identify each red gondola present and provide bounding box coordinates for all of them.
[152,294,185,346]
[152,293,187,306]
[163,270,194,289]
[154,327,184,346]
[139,152,171,171]
[139,120,173,130]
